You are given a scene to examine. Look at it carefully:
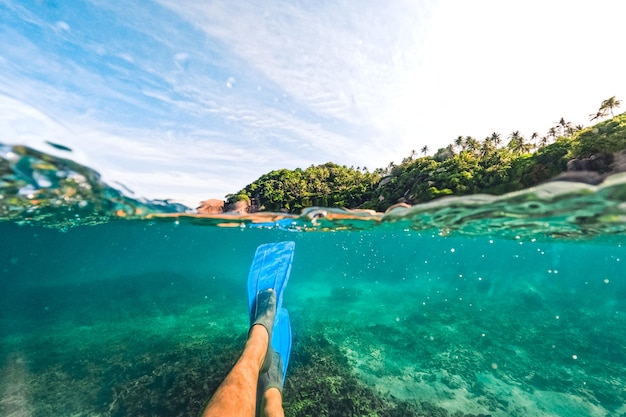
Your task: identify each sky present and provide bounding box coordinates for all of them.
[1,0,625,208]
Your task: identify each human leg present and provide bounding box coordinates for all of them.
[200,325,268,417]
[259,388,284,417]
[201,290,276,417]
[256,310,290,417]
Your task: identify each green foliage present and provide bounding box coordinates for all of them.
[227,163,380,213]
[225,107,626,213]
[227,193,250,203]
[363,112,626,209]
[569,113,626,158]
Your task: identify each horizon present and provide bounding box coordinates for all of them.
[1,1,625,207]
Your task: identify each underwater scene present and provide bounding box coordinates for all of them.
[1,145,626,417]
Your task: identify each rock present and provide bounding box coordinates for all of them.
[554,150,626,185]
[610,149,626,173]
[225,200,251,214]
[566,153,612,173]
[196,199,224,214]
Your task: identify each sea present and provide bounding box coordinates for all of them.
[1,144,625,417]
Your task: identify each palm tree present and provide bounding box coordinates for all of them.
[530,132,539,147]
[410,149,418,160]
[454,135,465,151]
[539,136,549,148]
[547,126,558,140]
[463,136,479,152]
[600,96,621,117]
[523,140,535,153]
[479,139,495,159]
[489,132,502,147]
[420,145,429,156]
[507,131,528,154]
[589,109,608,122]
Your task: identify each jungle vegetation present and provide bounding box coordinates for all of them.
[227,97,625,213]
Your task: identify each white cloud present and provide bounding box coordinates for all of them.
[0,87,335,206]
[157,0,429,128]
[0,94,263,205]
[154,0,431,170]
[54,21,71,32]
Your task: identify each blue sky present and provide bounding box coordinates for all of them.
[1,0,625,207]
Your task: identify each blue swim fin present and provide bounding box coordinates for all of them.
[247,241,295,314]
[272,308,292,384]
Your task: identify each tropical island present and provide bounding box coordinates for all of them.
[216,97,625,214]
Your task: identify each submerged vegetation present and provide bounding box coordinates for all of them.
[3,329,491,417]
[228,98,625,213]
[0,265,487,417]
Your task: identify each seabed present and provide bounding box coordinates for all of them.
[2,259,625,417]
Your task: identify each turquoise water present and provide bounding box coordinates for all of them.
[2,146,626,416]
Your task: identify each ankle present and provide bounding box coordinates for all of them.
[260,388,284,417]
[250,289,277,341]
